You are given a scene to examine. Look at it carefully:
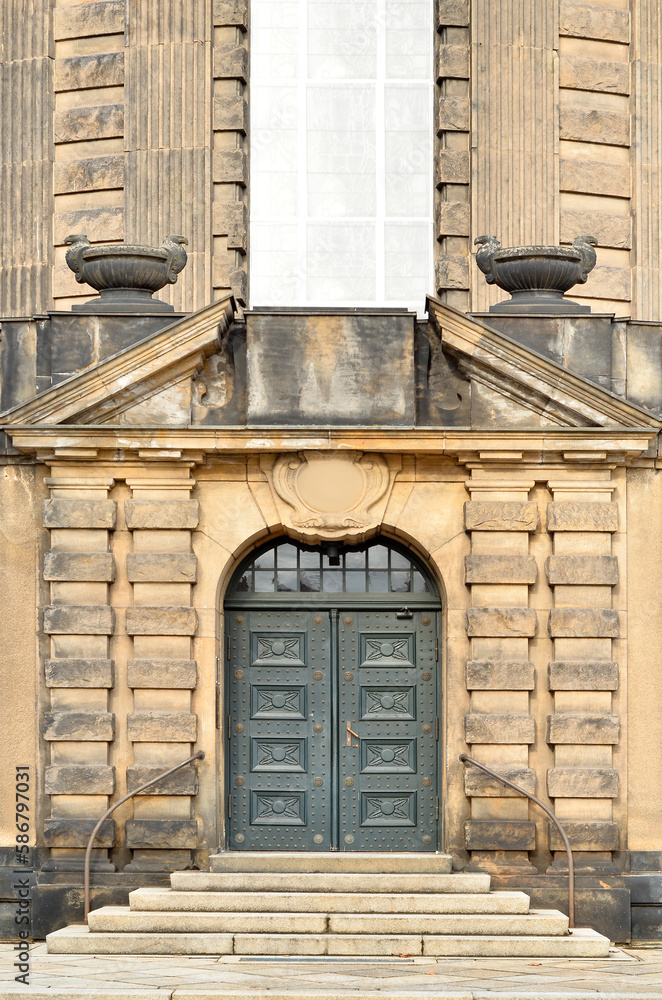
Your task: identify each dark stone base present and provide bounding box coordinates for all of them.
[626,865,662,942]
[488,296,591,314]
[491,873,631,943]
[72,288,175,313]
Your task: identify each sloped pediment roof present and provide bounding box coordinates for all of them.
[2,295,659,433]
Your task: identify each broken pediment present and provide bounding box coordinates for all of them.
[1,296,659,434]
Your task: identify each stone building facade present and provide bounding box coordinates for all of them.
[2,0,662,945]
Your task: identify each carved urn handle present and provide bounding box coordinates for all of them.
[473,234,501,285]
[161,234,189,284]
[63,233,91,283]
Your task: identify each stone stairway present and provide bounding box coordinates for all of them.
[46,852,611,957]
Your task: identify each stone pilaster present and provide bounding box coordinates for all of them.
[470,0,559,311]
[123,477,199,872]
[0,0,53,314]
[42,477,117,872]
[545,481,621,870]
[463,479,538,873]
[124,0,214,312]
[435,0,471,311]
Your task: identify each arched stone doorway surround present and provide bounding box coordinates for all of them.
[188,451,472,861]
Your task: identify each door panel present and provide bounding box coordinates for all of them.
[228,606,438,851]
[228,609,331,850]
[338,610,438,851]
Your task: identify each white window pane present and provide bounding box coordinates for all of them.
[250,0,433,312]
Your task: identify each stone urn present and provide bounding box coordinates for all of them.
[64,234,188,312]
[474,234,598,313]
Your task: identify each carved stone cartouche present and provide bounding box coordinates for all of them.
[474,234,598,314]
[64,234,189,313]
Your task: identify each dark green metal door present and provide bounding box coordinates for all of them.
[226,578,440,852]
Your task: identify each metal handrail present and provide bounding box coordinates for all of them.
[459,753,574,930]
[84,750,205,922]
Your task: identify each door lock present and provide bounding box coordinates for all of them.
[346,721,359,747]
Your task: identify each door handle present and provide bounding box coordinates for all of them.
[346,721,359,746]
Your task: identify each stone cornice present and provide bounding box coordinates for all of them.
[6,426,658,469]
[427,296,662,430]
[0,295,235,426]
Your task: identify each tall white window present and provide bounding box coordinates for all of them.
[250,0,434,312]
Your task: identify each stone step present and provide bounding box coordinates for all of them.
[209,851,453,874]
[88,905,568,937]
[130,886,532,914]
[46,924,610,958]
[170,871,491,894]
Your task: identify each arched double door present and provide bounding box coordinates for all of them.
[224,538,441,852]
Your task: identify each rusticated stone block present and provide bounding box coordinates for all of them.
[559,108,629,147]
[213,149,247,184]
[466,660,535,690]
[548,608,619,638]
[549,820,619,852]
[54,206,124,245]
[213,0,248,27]
[546,501,618,532]
[44,605,115,635]
[45,658,114,688]
[127,766,198,795]
[464,501,538,532]
[438,201,470,236]
[43,818,115,848]
[438,44,469,79]
[465,713,535,744]
[44,552,115,582]
[54,1,124,40]
[466,608,537,638]
[213,45,248,80]
[438,0,469,26]
[465,555,537,585]
[435,254,469,289]
[560,157,630,198]
[559,2,629,43]
[127,712,197,742]
[464,765,536,797]
[437,150,470,184]
[438,97,470,131]
[547,767,619,798]
[559,56,630,96]
[213,201,248,250]
[548,660,618,691]
[561,211,631,250]
[45,765,115,795]
[125,607,197,636]
[126,553,197,583]
[124,499,199,530]
[55,154,124,195]
[43,498,116,529]
[127,659,197,689]
[43,712,114,741]
[545,555,618,586]
[55,51,124,91]
[54,105,124,144]
[125,819,198,849]
[465,820,536,851]
[547,713,620,745]
[214,95,248,132]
